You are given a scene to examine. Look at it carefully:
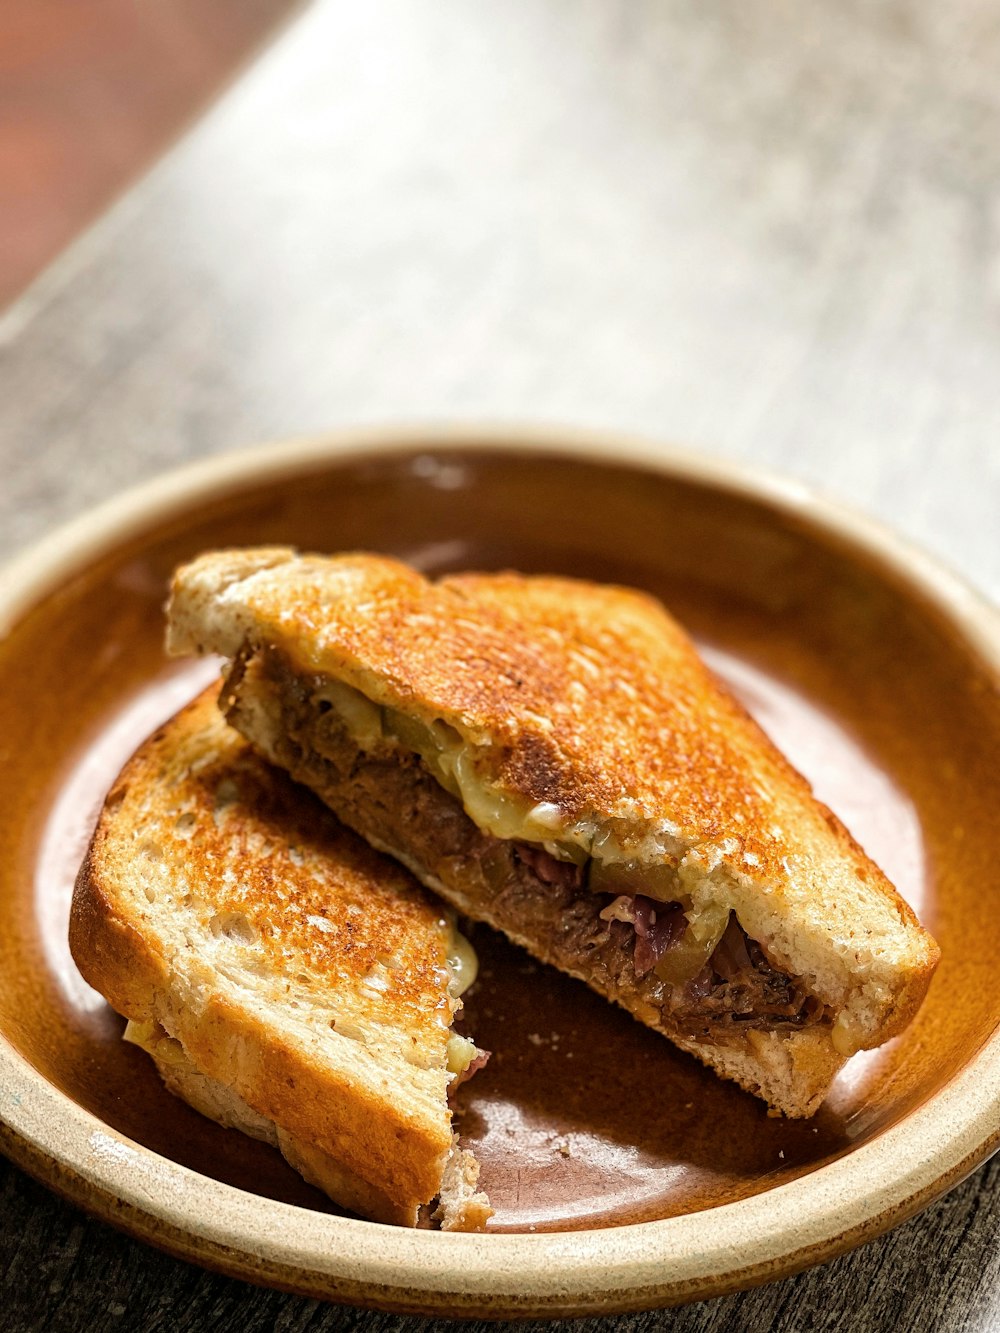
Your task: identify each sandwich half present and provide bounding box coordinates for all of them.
[167,548,940,1118]
[70,684,491,1229]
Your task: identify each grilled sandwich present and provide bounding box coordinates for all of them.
[69,685,491,1228]
[166,549,940,1118]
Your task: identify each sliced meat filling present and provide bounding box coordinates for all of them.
[225,650,830,1047]
[500,858,824,1035]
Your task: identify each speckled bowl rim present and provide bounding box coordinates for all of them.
[2,425,999,1318]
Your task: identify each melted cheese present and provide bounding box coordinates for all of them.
[447,926,478,997]
[328,681,600,853]
[314,679,382,745]
[831,1010,864,1057]
[446,1034,478,1076]
[124,1018,186,1066]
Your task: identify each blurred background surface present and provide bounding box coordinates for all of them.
[2,0,998,592]
[0,0,296,305]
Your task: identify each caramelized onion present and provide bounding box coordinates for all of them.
[513,842,584,890]
[632,898,688,977]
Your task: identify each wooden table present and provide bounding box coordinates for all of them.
[3,2,999,1327]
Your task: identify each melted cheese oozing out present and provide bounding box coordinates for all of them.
[323,680,600,852]
[447,927,478,996]
[831,1010,864,1057]
[327,683,730,911]
[446,1034,478,1076]
[315,679,383,746]
[124,1017,185,1064]
[444,928,480,1076]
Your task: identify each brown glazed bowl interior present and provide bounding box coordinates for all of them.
[1,427,999,1317]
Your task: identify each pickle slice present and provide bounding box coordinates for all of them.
[540,839,589,867]
[383,708,463,798]
[588,857,680,901]
[653,903,730,986]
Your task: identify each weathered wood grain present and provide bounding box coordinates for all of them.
[4,1155,1000,1331]
[2,0,999,1327]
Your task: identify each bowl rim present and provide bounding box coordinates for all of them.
[2,423,999,1316]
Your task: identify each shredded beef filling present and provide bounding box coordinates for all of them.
[226,649,829,1046]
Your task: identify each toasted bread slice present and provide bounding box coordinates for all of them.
[69,685,491,1229]
[167,549,940,1118]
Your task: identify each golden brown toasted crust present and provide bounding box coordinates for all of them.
[134,1006,430,1227]
[440,571,939,1047]
[166,549,940,1113]
[69,686,488,1226]
[164,551,901,904]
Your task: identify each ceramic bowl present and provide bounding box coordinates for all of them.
[1,427,998,1317]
